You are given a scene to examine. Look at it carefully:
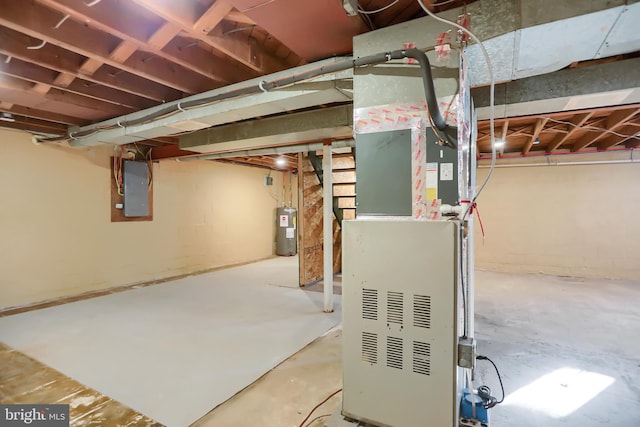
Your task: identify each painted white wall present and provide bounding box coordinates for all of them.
[0,128,290,309]
[475,162,640,280]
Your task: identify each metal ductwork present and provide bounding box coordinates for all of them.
[57,0,640,149]
[64,57,354,147]
[463,1,640,87]
[179,138,355,162]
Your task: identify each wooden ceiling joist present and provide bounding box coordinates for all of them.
[35,0,253,85]
[499,120,508,156]
[546,112,593,153]
[477,104,640,157]
[0,55,156,110]
[597,124,640,150]
[131,0,290,74]
[0,116,67,135]
[224,10,256,25]
[0,0,216,94]
[0,75,130,117]
[572,107,638,151]
[522,118,548,155]
[0,27,183,103]
[0,104,88,126]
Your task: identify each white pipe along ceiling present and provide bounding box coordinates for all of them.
[57,0,640,151]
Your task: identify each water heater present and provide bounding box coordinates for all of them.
[276,207,297,256]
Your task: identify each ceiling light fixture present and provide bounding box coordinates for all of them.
[493,139,505,148]
[0,112,15,122]
[275,157,287,167]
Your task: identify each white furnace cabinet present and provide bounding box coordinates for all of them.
[342,219,461,427]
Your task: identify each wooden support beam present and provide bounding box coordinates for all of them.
[0,27,182,102]
[0,75,131,116]
[572,108,638,151]
[0,104,88,126]
[297,152,305,287]
[52,72,76,87]
[0,0,215,93]
[150,145,199,160]
[597,123,640,150]
[499,120,508,156]
[0,55,156,109]
[132,0,288,74]
[0,86,107,121]
[0,114,68,134]
[148,23,181,49]
[625,139,640,149]
[193,0,234,34]
[547,112,593,153]
[38,0,252,85]
[9,114,68,132]
[522,118,547,155]
[225,10,256,25]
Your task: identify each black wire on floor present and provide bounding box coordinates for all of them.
[298,388,343,427]
[304,413,332,427]
[476,355,505,409]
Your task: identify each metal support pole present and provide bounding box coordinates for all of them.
[467,108,478,339]
[322,142,334,313]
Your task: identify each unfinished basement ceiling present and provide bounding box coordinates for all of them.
[2,0,639,163]
[0,0,472,172]
[0,0,465,138]
[476,103,640,157]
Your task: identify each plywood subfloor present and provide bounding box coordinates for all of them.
[0,342,161,426]
[0,257,339,427]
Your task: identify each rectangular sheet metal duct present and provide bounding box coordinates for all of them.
[180,104,353,154]
[66,58,353,147]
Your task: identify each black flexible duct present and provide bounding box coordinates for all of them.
[37,48,451,143]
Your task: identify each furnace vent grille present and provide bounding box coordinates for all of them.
[362,332,378,364]
[413,341,431,375]
[362,288,378,320]
[386,336,403,370]
[387,291,403,325]
[413,294,431,328]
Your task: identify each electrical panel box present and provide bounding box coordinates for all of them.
[123,160,149,217]
[342,219,460,427]
[355,129,412,216]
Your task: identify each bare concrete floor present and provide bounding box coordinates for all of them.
[198,270,640,427]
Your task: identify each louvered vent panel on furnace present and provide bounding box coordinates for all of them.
[387,291,403,325]
[361,332,378,364]
[386,336,403,370]
[362,288,378,320]
[413,294,431,328]
[412,341,431,375]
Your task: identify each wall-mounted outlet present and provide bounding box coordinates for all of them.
[264,175,273,186]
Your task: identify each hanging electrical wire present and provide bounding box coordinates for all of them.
[146,147,154,191]
[36,47,451,145]
[543,117,640,140]
[53,14,70,30]
[417,0,496,221]
[358,0,401,14]
[27,40,47,50]
[113,146,123,196]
